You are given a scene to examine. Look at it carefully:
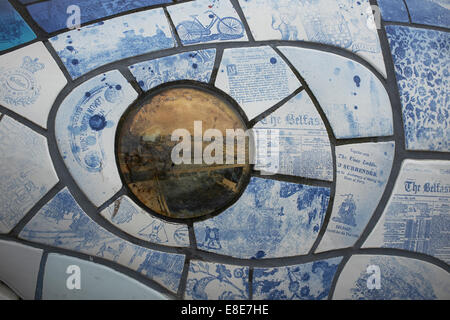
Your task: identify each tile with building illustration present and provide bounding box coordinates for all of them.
[0,0,36,51]
[377,0,410,23]
[405,0,450,29]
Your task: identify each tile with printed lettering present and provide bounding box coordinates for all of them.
[333,255,450,300]
[0,240,43,300]
[27,0,172,33]
[0,0,36,51]
[19,188,185,292]
[316,142,395,252]
[405,0,450,29]
[55,71,137,207]
[239,0,386,77]
[279,47,393,139]
[0,281,19,300]
[253,91,333,181]
[377,0,409,23]
[50,9,175,79]
[194,177,330,259]
[100,196,189,247]
[215,46,300,121]
[0,42,67,128]
[0,116,59,234]
[185,261,249,300]
[129,49,216,91]
[167,0,247,45]
[363,160,450,264]
[387,26,449,152]
[43,253,170,300]
[253,257,342,300]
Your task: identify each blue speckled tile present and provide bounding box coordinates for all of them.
[129,49,216,91]
[185,261,249,300]
[377,0,410,23]
[279,46,394,139]
[27,0,172,33]
[0,0,36,51]
[55,71,137,207]
[333,255,450,299]
[387,26,449,152]
[19,188,185,292]
[316,142,395,253]
[100,196,189,247]
[50,9,175,79]
[253,257,342,300]
[405,0,450,29]
[43,253,170,300]
[0,116,59,234]
[253,91,333,181]
[215,46,300,120]
[167,0,248,45]
[194,177,330,259]
[0,42,67,128]
[363,160,450,264]
[239,0,386,77]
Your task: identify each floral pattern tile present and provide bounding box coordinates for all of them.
[55,70,137,207]
[363,160,450,265]
[0,0,36,51]
[194,177,330,259]
[129,49,216,91]
[0,116,59,234]
[0,42,67,128]
[19,188,185,292]
[100,196,190,247]
[50,9,175,79]
[333,255,450,300]
[377,0,410,23]
[405,0,450,29]
[387,25,449,152]
[215,46,300,120]
[279,46,394,139]
[253,257,342,300]
[185,261,249,300]
[316,142,395,252]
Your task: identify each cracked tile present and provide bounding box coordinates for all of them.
[405,0,450,29]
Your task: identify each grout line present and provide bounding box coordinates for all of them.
[176,257,191,300]
[164,6,183,48]
[401,0,413,23]
[42,40,74,83]
[230,0,255,42]
[0,105,48,137]
[248,267,254,300]
[34,251,48,300]
[251,172,332,189]
[209,47,224,85]
[384,20,450,33]
[327,254,350,300]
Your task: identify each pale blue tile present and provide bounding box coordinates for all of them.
[0,0,36,51]
[377,0,410,23]
[406,0,450,29]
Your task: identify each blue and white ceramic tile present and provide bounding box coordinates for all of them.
[27,0,173,33]
[377,0,410,23]
[167,0,248,45]
[316,142,395,252]
[333,255,450,300]
[43,253,170,300]
[55,71,137,207]
[129,49,216,91]
[185,261,249,300]
[387,26,449,152]
[0,0,36,51]
[195,177,330,259]
[279,46,394,139]
[253,257,342,300]
[0,116,59,234]
[0,42,67,128]
[239,0,386,77]
[19,188,185,292]
[100,196,190,248]
[405,0,450,29]
[215,46,300,120]
[253,91,333,181]
[0,281,19,300]
[363,160,450,264]
[50,9,175,79]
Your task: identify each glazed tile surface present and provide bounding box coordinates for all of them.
[0,0,36,51]
[100,196,190,247]
[387,26,449,152]
[19,188,185,292]
[253,257,342,300]
[0,116,59,234]
[280,46,393,139]
[0,281,19,300]
[50,9,175,79]
[405,0,450,29]
[0,42,67,128]
[363,160,450,264]
[185,261,249,300]
[129,49,216,91]
[55,71,137,207]
[377,0,410,23]
[316,142,395,252]
[195,177,330,259]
